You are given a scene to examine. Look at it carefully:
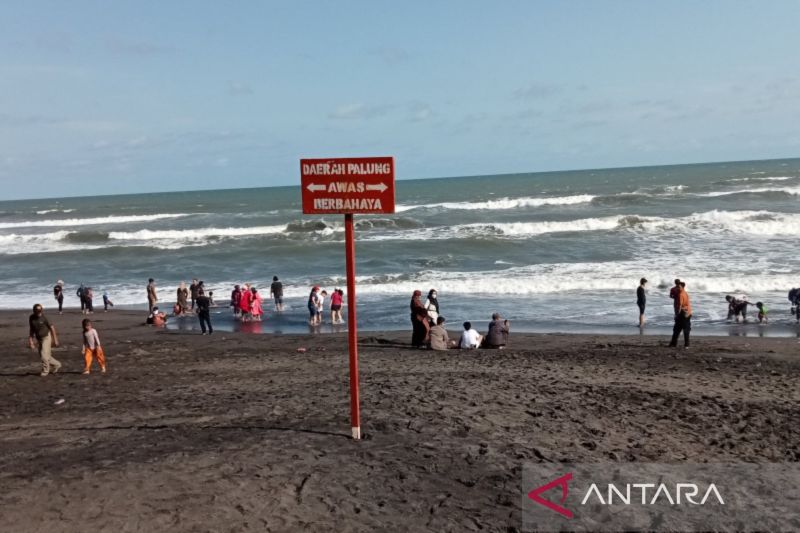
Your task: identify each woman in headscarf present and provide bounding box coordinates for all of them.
[410,290,430,348]
[424,288,440,325]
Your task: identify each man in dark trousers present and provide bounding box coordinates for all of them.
[29,304,61,376]
[669,282,692,349]
[190,279,199,310]
[196,291,213,335]
[637,278,647,328]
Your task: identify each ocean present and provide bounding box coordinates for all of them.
[2,158,800,336]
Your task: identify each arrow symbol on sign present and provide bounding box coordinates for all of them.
[306,183,326,192]
[366,182,388,193]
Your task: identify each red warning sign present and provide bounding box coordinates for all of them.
[301,157,395,214]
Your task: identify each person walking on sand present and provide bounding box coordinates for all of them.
[270,276,284,312]
[81,318,106,374]
[102,290,114,311]
[669,282,692,349]
[53,280,64,314]
[410,290,430,348]
[637,278,647,327]
[669,278,681,315]
[147,278,158,313]
[29,304,61,376]
[196,290,213,334]
[424,289,440,325]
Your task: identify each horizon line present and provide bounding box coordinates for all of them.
[2,155,798,203]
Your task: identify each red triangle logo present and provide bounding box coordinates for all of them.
[527,472,574,519]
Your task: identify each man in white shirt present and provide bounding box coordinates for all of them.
[459,321,483,349]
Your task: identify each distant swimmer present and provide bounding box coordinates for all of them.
[636,278,647,328]
[669,282,692,349]
[725,295,750,322]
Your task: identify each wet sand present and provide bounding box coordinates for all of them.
[1,309,798,532]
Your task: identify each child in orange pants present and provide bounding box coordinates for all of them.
[82,318,106,374]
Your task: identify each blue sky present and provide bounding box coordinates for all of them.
[1,1,798,200]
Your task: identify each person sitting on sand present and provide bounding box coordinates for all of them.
[459,321,483,349]
[484,313,509,349]
[429,316,455,350]
[148,306,167,327]
[725,294,750,322]
[410,290,430,348]
[756,302,768,323]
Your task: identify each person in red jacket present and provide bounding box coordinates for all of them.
[669,282,693,349]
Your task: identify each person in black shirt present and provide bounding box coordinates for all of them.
[270,276,284,312]
[53,281,64,314]
[190,279,199,310]
[196,293,213,335]
[29,304,61,376]
[637,278,647,328]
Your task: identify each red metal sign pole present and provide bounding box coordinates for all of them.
[344,213,361,440]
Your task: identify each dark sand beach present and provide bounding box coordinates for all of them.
[1,309,799,532]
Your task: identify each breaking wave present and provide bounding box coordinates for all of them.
[395,194,595,212]
[0,213,187,229]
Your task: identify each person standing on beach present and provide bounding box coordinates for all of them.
[102,290,114,311]
[669,278,681,315]
[176,282,189,315]
[270,276,284,312]
[196,291,213,334]
[81,318,106,374]
[669,282,692,349]
[637,278,647,327]
[29,304,61,376]
[239,283,253,322]
[424,289,440,325]
[230,285,242,318]
[330,288,344,324]
[250,286,264,321]
[410,290,430,347]
[308,286,321,326]
[84,287,94,314]
[147,278,158,313]
[77,283,86,314]
[189,279,199,310]
[53,280,64,314]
